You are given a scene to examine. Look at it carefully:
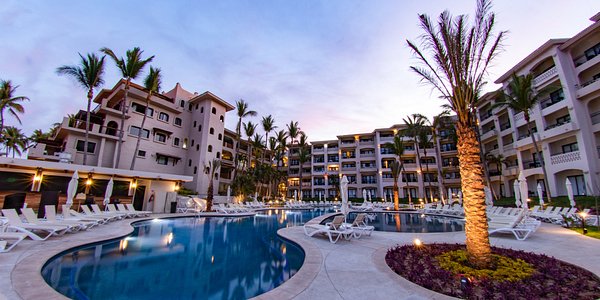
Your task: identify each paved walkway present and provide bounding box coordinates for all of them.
[2,213,599,299]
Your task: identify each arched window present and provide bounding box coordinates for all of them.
[183,138,188,149]
[218,134,222,140]
[188,159,192,166]
[208,145,213,152]
[200,107,204,113]
[209,127,214,135]
[191,139,195,147]
[211,107,216,114]
[196,144,199,151]
[198,125,202,132]
[219,115,224,122]
[193,121,196,128]
[216,152,221,158]
[105,121,118,136]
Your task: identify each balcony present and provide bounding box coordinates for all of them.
[522,160,541,170]
[340,140,356,146]
[532,66,558,87]
[499,121,511,131]
[591,111,600,125]
[576,76,600,98]
[361,180,377,185]
[550,151,581,165]
[312,147,324,153]
[503,166,519,177]
[480,128,496,141]
[360,152,375,158]
[541,121,577,139]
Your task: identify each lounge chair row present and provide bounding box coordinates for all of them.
[214,203,255,214]
[304,213,374,243]
[0,204,151,253]
[284,200,312,209]
[488,208,541,241]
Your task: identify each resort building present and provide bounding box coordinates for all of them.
[28,80,236,196]
[476,13,600,198]
[286,123,461,202]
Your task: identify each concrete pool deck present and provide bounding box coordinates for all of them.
[2,212,599,299]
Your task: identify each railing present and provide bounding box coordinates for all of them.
[551,151,581,165]
[544,120,570,131]
[341,155,356,159]
[522,160,541,170]
[480,111,493,120]
[514,112,524,122]
[532,66,557,86]
[481,126,496,134]
[540,95,564,109]
[360,153,375,157]
[591,111,600,125]
[361,180,377,184]
[359,140,374,144]
[577,76,600,89]
[503,143,514,152]
[341,140,355,145]
[499,121,511,130]
[341,166,355,170]
[313,159,325,163]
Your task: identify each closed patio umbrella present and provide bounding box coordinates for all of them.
[458,191,463,206]
[447,188,452,205]
[368,191,372,202]
[566,178,575,207]
[513,180,521,208]
[362,189,367,202]
[227,186,231,203]
[537,183,544,207]
[66,171,79,205]
[340,176,349,218]
[484,186,493,206]
[103,177,114,206]
[518,172,529,209]
[294,190,297,201]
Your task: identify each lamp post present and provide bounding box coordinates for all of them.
[579,211,588,235]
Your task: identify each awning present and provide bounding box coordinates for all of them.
[152,127,173,136]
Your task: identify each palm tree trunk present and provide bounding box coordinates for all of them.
[415,141,423,200]
[207,181,214,212]
[393,180,399,210]
[0,110,4,135]
[83,90,93,165]
[424,148,433,202]
[247,139,252,170]
[456,124,491,268]
[130,96,150,170]
[526,114,552,204]
[114,79,131,169]
[233,118,242,180]
[433,135,446,203]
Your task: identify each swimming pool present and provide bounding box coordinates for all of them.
[42,208,333,300]
[324,212,464,233]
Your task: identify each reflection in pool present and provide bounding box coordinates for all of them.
[42,209,333,300]
[324,212,465,233]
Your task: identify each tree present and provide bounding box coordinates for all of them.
[130,67,162,170]
[233,99,257,179]
[407,0,505,267]
[274,129,288,168]
[57,53,106,165]
[3,126,27,157]
[0,80,29,134]
[493,73,552,204]
[205,159,221,212]
[242,121,257,170]
[429,110,451,203]
[100,47,154,168]
[28,129,51,149]
[385,134,406,210]
[403,114,427,198]
[261,115,277,162]
[286,121,300,145]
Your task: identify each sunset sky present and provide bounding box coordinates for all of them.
[1,0,598,141]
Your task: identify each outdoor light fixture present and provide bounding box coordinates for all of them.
[580,212,588,235]
[413,238,423,247]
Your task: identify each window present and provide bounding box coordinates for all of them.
[157,156,168,165]
[196,104,199,110]
[193,121,197,128]
[198,125,202,132]
[209,127,214,134]
[220,115,224,122]
[212,107,217,114]
[131,102,153,117]
[556,114,571,125]
[129,126,150,138]
[191,139,195,147]
[137,150,146,157]
[155,132,167,143]
[200,107,204,113]
[174,117,182,126]
[188,159,192,167]
[193,166,197,174]
[179,100,185,108]
[216,152,221,158]
[183,138,188,149]
[567,175,586,196]
[196,144,199,151]
[561,142,578,153]
[158,112,169,122]
[173,137,180,147]
[76,140,96,153]
[188,103,193,111]
[208,145,213,152]
[218,134,222,140]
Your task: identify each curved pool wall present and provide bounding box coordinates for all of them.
[42,209,333,300]
[324,212,465,233]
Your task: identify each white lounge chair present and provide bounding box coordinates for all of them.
[0,219,28,253]
[106,204,135,218]
[304,215,354,243]
[345,213,374,238]
[81,205,119,222]
[68,205,110,223]
[21,208,80,233]
[1,209,69,240]
[488,209,538,241]
[44,205,98,230]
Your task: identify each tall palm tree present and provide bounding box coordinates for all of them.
[251,133,265,164]
[243,121,258,169]
[0,80,29,134]
[385,134,406,210]
[407,0,505,267]
[286,121,300,145]
[403,114,427,198]
[233,99,257,178]
[130,67,162,170]
[493,73,552,204]
[100,47,154,168]
[27,129,51,149]
[429,110,451,202]
[56,53,106,165]
[297,133,310,199]
[3,126,27,157]
[205,159,221,212]
[261,115,277,161]
[274,129,288,168]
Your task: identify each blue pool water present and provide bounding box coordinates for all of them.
[42,209,333,300]
[323,212,465,233]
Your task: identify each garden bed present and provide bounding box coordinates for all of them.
[385,243,600,299]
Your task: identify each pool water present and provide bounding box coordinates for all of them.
[42,209,333,300]
[325,212,465,233]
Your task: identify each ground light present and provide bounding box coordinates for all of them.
[579,211,588,235]
[413,238,423,247]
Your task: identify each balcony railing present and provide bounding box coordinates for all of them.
[540,96,565,109]
[360,153,375,157]
[522,160,541,170]
[544,119,570,131]
[532,66,557,86]
[591,111,600,125]
[361,180,377,184]
[499,122,511,130]
[551,151,581,165]
[577,76,600,89]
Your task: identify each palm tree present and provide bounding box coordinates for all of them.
[403,114,427,198]
[205,159,221,212]
[28,129,51,149]
[130,67,162,170]
[243,121,258,170]
[3,126,27,157]
[100,47,154,168]
[0,80,29,134]
[286,121,300,145]
[233,99,257,178]
[429,110,451,202]
[407,0,505,267]
[251,133,265,165]
[493,73,552,204]
[385,134,406,210]
[56,53,106,165]
[297,133,310,200]
[274,129,288,168]
[261,115,277,161]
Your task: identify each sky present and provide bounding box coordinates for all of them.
[1,0,599,142]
